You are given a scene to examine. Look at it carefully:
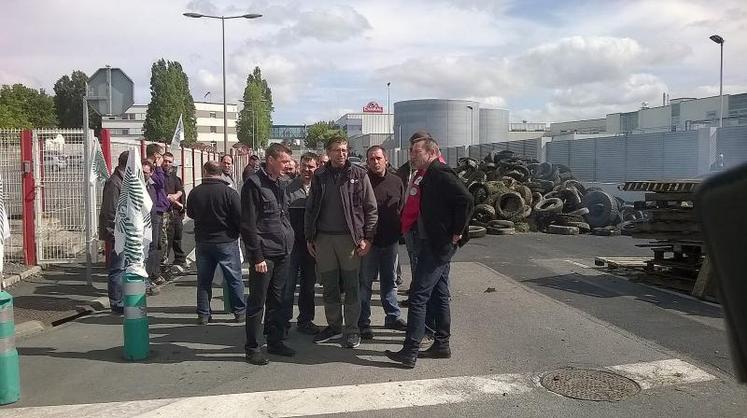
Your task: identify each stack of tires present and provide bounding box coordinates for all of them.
[459,152,626,239]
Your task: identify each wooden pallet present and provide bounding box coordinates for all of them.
[594,256,649,269]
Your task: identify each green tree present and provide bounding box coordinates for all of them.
[143,59,197,143]
[304,121,343,149]
[0,84,56,128]
[53,70,101,131]
[237,67,273,148]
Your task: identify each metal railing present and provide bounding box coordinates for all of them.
[0,130,24,262]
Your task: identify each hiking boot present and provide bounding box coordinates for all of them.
[267,342,296,357]
[313,327,343,343]
[360,327,374,341]
[385,348,417,368]
[246,351,269,366]
[385,318,408,331]
[297,321,321,335]
[343,333,361,348]
[418,345,451,359]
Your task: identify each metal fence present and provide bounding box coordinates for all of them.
[0,129,24,262]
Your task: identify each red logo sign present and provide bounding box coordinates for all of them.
[363,101,384,113]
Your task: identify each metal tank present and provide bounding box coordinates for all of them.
[479,108,509,143]
[393,99,480,148]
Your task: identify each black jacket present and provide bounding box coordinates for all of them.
[186,177,241,243]
[304,160,378,245]
[369,171,404,247]
[165,171,185,215]
[419,159,474,261]
[98,167,124,242]
[286,176,311,243]
[241,169,294,263]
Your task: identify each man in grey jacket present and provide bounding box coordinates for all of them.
[98,151,129,314]
[305,135,378,348]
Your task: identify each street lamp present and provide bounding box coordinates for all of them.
[709,34,725,128]
[184,11,262,153]
[386,82,391,136]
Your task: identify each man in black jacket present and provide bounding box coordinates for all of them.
[386,137,474,368]
[241,143,296,365]
[98,151,129,314]
[358,145,406,340]
[186,161,246,325]
[161,152,186,270]
[281,152,321,335]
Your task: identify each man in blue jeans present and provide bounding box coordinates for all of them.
[358,145,406,340]
[386,136,473,368]
[186,161,246,325]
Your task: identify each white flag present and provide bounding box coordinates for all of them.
[89,134,110,186]
[170,114,184,167]
[113,147,153,277]
[0,173,10,244]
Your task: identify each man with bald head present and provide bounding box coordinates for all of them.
[187,160,246,325]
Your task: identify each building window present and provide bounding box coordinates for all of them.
[209,126,217,133]
[209,111,217,118]
[128,114,136,120]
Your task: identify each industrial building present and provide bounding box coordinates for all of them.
[549,92,747,138]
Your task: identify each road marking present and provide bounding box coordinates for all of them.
[9,358,716,417]
[564,259,589,268]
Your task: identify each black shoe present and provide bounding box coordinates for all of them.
[246,351,269,365]
[385,318,408,331]
[418,345,451,359]
[197,316,211,325]
[151,276,166,285]
[385,349,416,368]
[313,327,343,343]
[146,286,160,296]
[297,321,321,335]
[267,342,296,357]
[343,333,361,348]
[111,306,124,315]
[234,313,246,323]
[360,327,374,341]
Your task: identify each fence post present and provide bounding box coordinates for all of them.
[20,130,36,266]
[140,139,145,159]
[191,148,196,188]
[100,129,112,171]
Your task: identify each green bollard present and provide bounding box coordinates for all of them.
[123,274,149,361]
[0,291,20,405]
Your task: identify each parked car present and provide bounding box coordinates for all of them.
[43,151,68,171]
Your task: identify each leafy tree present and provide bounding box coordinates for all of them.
[304,121,344,149]
[237,67,273,148]
[143,59,197,143]
[53,70,101,131]
[0,84,56,128]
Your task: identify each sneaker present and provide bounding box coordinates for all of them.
[297,321,321,335]
[385,318,408,331]
[234,313,246,323]
[267,342,296,357]
[246,350,269,366]
[384,348,416,368]
[313,327,343,343]
[360,327,374,341]
[197,316,211,325]
[419,334,435,351]
[343,333,361,348]
[418,345,451,359]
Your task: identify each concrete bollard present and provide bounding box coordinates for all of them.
[123,274,149,361]
[0,291,20,404]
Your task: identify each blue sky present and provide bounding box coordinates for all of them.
[2,0,746,124]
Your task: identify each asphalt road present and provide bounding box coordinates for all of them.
[4,232,745,417]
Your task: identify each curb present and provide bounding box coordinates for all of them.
[1,265,42,289]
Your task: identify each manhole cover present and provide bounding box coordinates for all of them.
[541,368,640,401]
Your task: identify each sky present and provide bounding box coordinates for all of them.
[2,0,746,125]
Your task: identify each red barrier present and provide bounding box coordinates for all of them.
[100,129,112,171]
[20,130,36,265]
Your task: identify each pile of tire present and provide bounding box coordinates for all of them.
[459,150,625,238]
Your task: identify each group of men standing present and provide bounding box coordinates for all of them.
[100,130,473,369]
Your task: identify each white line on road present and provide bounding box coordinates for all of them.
[564,259,590,268]
[9,358,716,417]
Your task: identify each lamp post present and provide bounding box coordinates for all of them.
[709,34,725,128]
[184,11,262,153]
[386,82,391,136]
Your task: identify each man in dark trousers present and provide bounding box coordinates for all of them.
[281,152,321,335]
[186,161,246,325]
[161,152,186,270]
[386,136,474,368]
[358,145,406,340]
[241,143,296,365]
[145,143,169,286]
[98,151,129,314]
